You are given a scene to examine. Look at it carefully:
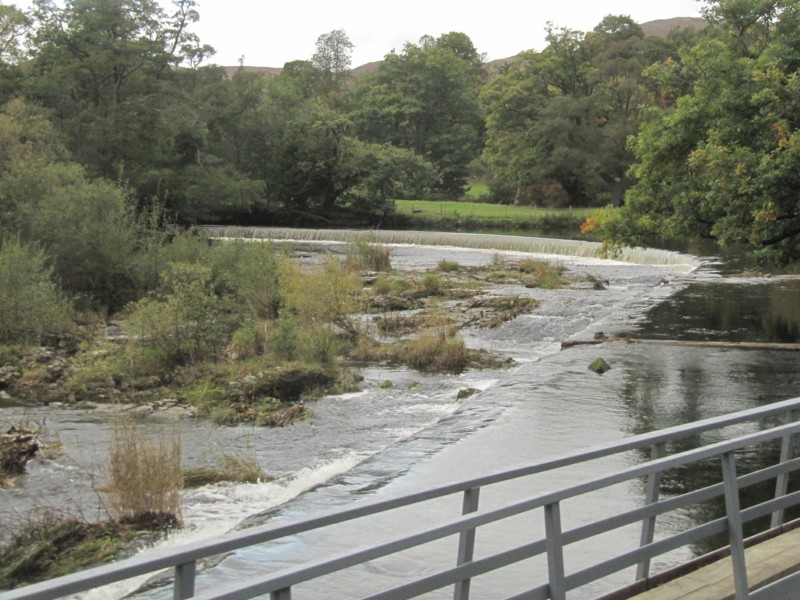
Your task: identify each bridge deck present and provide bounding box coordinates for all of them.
[631,526,800,599]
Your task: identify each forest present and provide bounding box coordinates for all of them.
[1,1,799,263]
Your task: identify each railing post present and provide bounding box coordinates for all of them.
[721,452,749,600]
[636,442,666,581]
[771,410,799,528]
[544,502,566,600]
[174,561,196,599]
[454,486,481,600]
[271,588,291,600]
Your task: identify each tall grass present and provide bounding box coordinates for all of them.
[105,421,182,522]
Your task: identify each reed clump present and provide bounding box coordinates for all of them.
[105,421,183,523]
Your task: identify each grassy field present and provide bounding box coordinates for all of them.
[394,199,595,227]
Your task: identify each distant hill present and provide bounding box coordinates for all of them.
[641,17,705,38]
[223,17,707,77]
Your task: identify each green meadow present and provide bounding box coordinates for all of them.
[393,200,595,234]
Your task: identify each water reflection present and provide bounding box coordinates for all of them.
[633,280,800,343]
[620,279,800,557]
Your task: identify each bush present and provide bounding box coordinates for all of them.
[517,258,566,289]
[2,162,147,310]
[105,421,182,522]
[0,238,74,344]
[420,273,444,296]
[403,333,469,373]
[344,239,392,271]
[279,255,363,338]
[436,259,461,272]
[228,319,268,359]
[208,240,282,319]
[125,263,236,371]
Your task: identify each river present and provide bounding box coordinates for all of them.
[2,236,799,599]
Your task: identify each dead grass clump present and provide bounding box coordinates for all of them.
[403,333,469,373]
[435,259,461,272]
[345,240,392,272]
[517,259,567,289]
[105,421,182,522]
[183,446,268,487]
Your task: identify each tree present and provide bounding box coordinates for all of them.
[0,3,31,101]
[26,0,212,186]
[0,3,29,65]
[311,28,353,95]
[595,0,800,264]
[351,32,486,198]
[480,17,676,206]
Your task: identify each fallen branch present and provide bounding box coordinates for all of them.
[561,338,800,351]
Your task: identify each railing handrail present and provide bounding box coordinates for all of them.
[188,420,800,599]
[3,396,800,600]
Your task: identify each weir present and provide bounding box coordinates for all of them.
[3,396,800,600]
[203,227,703,271]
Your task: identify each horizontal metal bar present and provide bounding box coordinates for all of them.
[565,517,730,591]
[750,570,800,599]
[363,540,546,600]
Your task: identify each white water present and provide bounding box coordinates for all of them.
[2,235,715,598]
[206,226,703,270]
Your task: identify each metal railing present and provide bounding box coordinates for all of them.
[3,397,800,600]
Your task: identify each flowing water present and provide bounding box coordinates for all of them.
[2,232,799,599]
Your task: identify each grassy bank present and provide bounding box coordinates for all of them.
[390,200,594,236]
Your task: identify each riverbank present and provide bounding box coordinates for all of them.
[0,236,701,594]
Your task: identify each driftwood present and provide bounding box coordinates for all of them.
[1,425,42,477]
[561,338,800,351]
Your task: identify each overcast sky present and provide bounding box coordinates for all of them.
[189,0,705,67]
[13,0,705,67]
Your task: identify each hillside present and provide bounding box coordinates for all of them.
[224,16,706,76]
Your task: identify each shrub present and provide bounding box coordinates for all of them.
[105,421,182,522]
[436,259,461,272]
[0,238,74,345]
[345,239,392,271]
[403,333,469,373]
[518,259,567,289]
[280,255,363,337]
[3,162,147,310]
[229,319,267,359]
[208,240,282,319]
[420,273,444,296]
[372,276,410,296]
[125,263,236,370]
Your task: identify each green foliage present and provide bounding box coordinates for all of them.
[352,32,486,198]
[479,17,682,206]
[345,239,392,271]
[126,263,235,371]
[0,238,73,345]
[436,259,461,272]
[279,254,363,337]
[606,0,800,263]
[0,511,135,588]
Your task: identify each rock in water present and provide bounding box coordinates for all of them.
[588,358,611,375]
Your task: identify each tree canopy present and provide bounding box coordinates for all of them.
[2,0,799,263]
[592,0,800,264]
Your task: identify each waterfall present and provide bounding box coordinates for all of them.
[203,226,703,271]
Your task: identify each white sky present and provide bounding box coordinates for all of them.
[13,0,706,67]
[191,0,705,67]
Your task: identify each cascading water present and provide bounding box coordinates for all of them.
[204,226,703,270]
[4,231,798,599]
